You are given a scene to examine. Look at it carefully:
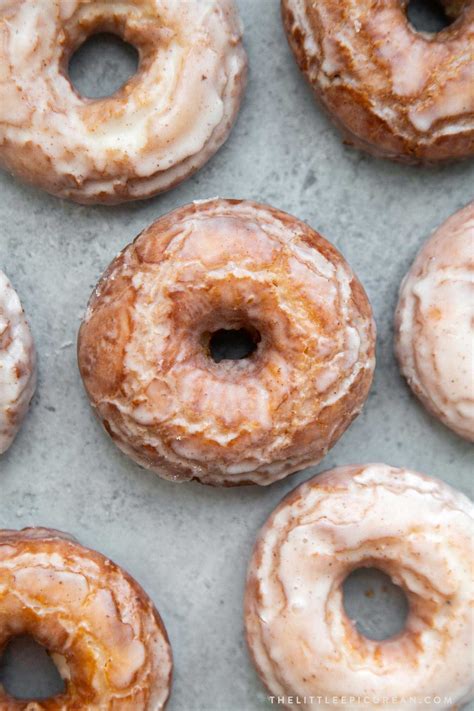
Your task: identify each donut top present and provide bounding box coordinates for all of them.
[246,464,474,708]
[284,0,474,160]
[0,270,36,454]
[78,199,375,485]
[0,0,246,202]
[396,203,474,440]
[0,528,172,709]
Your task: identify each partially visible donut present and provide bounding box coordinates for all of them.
[0,270,36,455]
[245,463,474,710]
[0,527,173,710]
[395,203,474,441]
[0,0,247,204]
[282,0,474,163]
[78,199,376,486]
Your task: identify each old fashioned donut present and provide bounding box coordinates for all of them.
[395,203,474,441]
[77,199,375,486]
[0,527,173,710]
[0,1,247,204]
[0,270,36,455]
[282,0,474,163]
[245,463,474,710]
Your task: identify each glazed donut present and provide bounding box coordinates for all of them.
[395,203,474,441]
[0,1,247,205]
[245,463,474,710]
[0,527,173,710]
[77,199,375,487]
[0,270,36,455]
[282,0,474,163]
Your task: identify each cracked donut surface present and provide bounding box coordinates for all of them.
[0,0,247,204]
[78,199,375,486]
[281,0,474,163]
[0,270,36,455]
[395,202,474,441]
[0,528,173,710]
[244,463,474,710]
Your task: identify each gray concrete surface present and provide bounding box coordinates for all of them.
[0,1,473,709]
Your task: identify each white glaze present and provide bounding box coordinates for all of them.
[0,528,173,709]
[283,0,474,161]
[395,203,474,441]
[78,199,376,486]
[245,463,474,710]
[0,0,247,204]
[0,270,36,454]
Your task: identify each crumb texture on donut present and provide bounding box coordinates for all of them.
[0,0,247,204]
[0,270,36,454]
[78,199,375,486]
[282,0,474,162]
[0,527,173,710]
[395,202,474,441]
[245,463,474,710]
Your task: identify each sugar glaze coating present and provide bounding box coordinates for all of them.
[245,464,474,710]
[282,0,474,163]
[0,270,36,454]
[78,199,375,486]
[0,528,173,709]
[0,0,247,204]
[395,203,474,441]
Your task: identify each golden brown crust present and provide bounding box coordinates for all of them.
[281,0,474,163]
[0,528,173,710]
[78,199,375,486]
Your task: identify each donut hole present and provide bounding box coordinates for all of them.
[207,327,261,363]
[0,635,65,700]
[343,568,409,640]
[68,33,139,99]
[406,0,454,33]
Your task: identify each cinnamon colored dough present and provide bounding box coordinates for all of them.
[78,199,376,486]
[282,0,474,163]
[0,527,173,710]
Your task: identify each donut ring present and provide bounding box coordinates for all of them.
[395,203,474,441]
[0,1,247,205]
[77,199,375,487]
[282,0,474,163]
[245,463,474,710]
[0,528,173,710]
[0,270,36,455]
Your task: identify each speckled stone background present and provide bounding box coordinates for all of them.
[0,1,473,709]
